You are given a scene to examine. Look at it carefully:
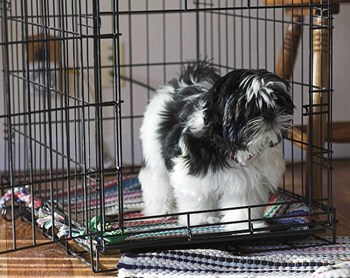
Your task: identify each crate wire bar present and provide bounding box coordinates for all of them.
[0,0,335,273]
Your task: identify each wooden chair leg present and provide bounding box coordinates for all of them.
[306,16,330,201]
[275,16,303,79]
[275,16,310,150]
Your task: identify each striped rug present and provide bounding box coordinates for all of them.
[117,237,350,278]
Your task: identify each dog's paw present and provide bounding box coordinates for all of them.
[223,222,250,233]
[252,221,269,232]
[178,213,220,227]
[142,205,175,217]
[224,221,269,234]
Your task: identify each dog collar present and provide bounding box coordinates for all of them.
[228,151,235,160]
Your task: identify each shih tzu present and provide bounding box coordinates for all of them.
[139,60,294,232]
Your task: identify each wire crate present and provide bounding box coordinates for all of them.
[0,0,335,272]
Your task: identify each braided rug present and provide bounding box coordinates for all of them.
[118,237,350,278]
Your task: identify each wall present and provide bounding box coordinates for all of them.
[0,2,349,171]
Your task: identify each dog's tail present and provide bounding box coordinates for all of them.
[177,59,220,87]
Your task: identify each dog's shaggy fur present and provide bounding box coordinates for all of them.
[139,61,294,231]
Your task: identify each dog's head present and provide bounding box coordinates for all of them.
[204,69,294,165]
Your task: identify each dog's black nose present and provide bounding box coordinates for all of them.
[269,134,282,148]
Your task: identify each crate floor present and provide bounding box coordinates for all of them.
[1,173,312,247]
[50,173,311,246]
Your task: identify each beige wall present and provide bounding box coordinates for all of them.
[329,5,350,157]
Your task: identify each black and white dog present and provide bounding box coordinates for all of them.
[139,61,294,231]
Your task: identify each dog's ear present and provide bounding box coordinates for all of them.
[203,72,235,125]
[202,75,228,135]
[203,71,246,150]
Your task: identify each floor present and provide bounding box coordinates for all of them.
[0,219,119,277]
[0,159,349,277]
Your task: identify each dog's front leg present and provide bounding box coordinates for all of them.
[219,193,267,233]
[139,166,175,216]
[169,168,219,226]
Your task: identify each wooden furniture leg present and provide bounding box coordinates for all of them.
[275,16,310,150]
[275,16,303,79]
[306,15,330,201]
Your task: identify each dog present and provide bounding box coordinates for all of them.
[139,60,294,232]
